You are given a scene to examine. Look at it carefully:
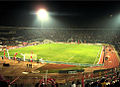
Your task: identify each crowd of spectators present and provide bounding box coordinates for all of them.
[84,72,120,87]
[1,29,119,55]
[19,29,120,44]
[1,29,120,43]
[0,67,119,87]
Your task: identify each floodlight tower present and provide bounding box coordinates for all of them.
[36,9,49,28]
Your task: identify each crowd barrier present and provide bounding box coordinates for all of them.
[43,60,104,67]
[59,69,84,74]
[93,68,114,73]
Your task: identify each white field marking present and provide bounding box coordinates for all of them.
[97,46,104,64]
[109,61,112,63]
[94,46,102,64]
[106,55,110,58]
[66,56,74,62]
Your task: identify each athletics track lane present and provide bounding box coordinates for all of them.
[98,46,119,69]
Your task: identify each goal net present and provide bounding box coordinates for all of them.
[24,54,37,60]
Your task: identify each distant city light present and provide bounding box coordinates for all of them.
[36,9,48,20]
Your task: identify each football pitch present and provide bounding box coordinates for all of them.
[0,43,102,64]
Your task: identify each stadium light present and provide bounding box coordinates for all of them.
[36,9,49,20]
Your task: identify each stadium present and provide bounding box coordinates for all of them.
[0,1,120,87]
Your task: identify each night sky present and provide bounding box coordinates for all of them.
[0,1,120,28]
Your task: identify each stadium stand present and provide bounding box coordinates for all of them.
[0,28,120,87]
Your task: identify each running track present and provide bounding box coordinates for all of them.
[98,45,119,68]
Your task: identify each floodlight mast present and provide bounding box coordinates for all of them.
[37,9,48,20]
[36,9,49,29]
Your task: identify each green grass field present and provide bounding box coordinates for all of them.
[0,43,102,64]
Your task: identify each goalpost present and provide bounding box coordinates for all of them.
[24,54,37,61]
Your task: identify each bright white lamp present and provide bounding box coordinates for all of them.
[37,9,48,20]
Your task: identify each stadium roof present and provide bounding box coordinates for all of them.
[0,26,120,30]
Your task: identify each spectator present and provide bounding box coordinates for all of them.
[71,81,76,87]
[100,79,106,87]
[55,82,59,87]
[76,80,81,87]
[35,83,39,87]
